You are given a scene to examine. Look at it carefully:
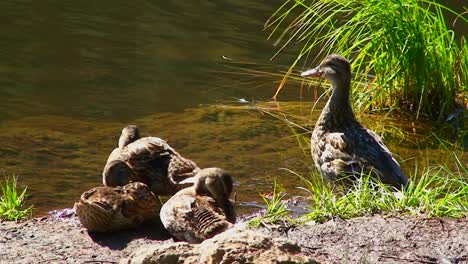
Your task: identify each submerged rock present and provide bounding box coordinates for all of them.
[120,227,318,264]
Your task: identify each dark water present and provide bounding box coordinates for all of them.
[0,1,466,216]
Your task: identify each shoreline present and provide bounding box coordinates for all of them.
[1,209,467,263]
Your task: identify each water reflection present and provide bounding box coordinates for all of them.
[0,0,292,122]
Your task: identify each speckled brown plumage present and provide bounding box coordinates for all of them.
[73,182,161,232]
[302,54,409,188]
[102,125,200,196]
[159,168,236,243]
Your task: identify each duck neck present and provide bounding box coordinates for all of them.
[317,78,357,129]
[220,198,236,223]
[118,133,139,149]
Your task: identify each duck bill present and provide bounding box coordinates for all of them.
[301,67,322,77]
[178,176,197,184]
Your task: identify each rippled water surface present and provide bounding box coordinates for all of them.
[0,1,466,216]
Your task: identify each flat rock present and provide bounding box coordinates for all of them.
[121,227,318,264]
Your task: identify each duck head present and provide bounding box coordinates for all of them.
[301,54,351,85]
[194,168,233,202]
[118,125,141,148]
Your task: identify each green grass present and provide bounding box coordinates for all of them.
[249,179,292,228]
[284,155,467,223]
[0,175,33,221]
[251,162,467,226]
[267,0,467,120]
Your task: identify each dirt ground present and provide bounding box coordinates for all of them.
[0,209,467,264]
[263,216,468,263]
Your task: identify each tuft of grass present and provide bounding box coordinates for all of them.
[0,175,33,221]
[249,179,292,228]
[298,157,467,223]
[267,0,468,120]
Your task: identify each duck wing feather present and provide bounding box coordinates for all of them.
[347,127,408,187]
[160,189,233,243]
[313,126,407,188]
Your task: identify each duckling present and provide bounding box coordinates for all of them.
[102,125,200,196]
[159,168,236,243]
[301,54,409,189]
[73,182,161,232]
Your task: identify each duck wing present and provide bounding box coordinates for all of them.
[168,153,200,183]
[313,127,408,188]
[119,137,199,195]
[121,182,161,222]
[74,187,125,232]
[160,189,233,243]
[189,198,233,241]
[119,137,173,183]
[344,127,408,188]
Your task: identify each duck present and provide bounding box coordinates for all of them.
[102,125,200,196]
[73,182,161,232]
[301,54,409,189]
[159,167,236,243]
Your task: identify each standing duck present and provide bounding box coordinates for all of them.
[74,182,161,232]
[301,54,408,189]
[102,125,200,196]
[159,168,236,243]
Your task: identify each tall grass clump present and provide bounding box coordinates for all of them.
[0,175,33,221]
[299,156,467,223]
[267,0,468,119]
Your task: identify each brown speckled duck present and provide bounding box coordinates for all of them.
[159,168,236,243]
[102,125,200,196]
[301,54,408,189]
[73,182,161,232]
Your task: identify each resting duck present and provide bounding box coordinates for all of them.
[159,168,236,243]
[73,182,161,232]
[102,125,200,196]
[301,54,409,189]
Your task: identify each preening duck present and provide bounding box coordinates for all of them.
[159,168,236,243]
[102,125,200,196]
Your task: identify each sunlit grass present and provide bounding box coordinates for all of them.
[0,175,33,221]
[258,156,467,225]
[249,161,467,226]
[266,0,468,120]
[297,157,467,222]
[249,179,292,228]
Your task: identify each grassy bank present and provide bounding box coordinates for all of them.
[266,0,467,120]
[0,175,33,221]
[250,154,467,226]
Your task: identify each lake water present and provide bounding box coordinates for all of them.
[0,1,466,216]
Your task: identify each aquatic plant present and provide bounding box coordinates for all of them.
[0,175,33,221]
[267,0,468,120]
[249,179,292,228]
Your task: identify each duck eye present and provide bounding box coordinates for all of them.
[324,66,336,75]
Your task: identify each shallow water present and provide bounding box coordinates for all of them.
[0,1,466,216]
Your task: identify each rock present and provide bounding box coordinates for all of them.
[121,227,318,264]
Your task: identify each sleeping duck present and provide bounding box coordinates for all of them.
[74,182,161,232]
